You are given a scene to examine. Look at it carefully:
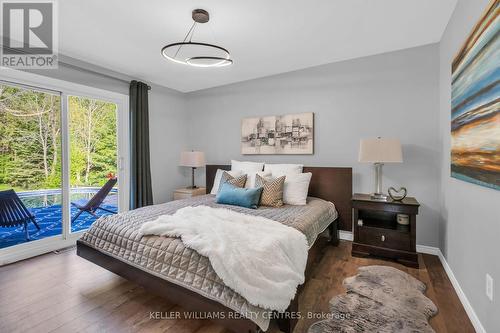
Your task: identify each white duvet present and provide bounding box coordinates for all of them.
[138,205,308,312]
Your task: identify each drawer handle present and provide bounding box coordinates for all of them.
[381,235,385,242]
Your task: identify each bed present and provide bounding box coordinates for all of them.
[77,165,352,333]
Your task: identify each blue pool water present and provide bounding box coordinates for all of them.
[0,188,118,249]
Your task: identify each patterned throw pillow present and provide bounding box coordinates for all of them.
[255,174,285,207]
[218,171,247,192]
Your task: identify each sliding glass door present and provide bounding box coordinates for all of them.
[68,96,119,233]
[0,82,63,249]
[0,74,128,258]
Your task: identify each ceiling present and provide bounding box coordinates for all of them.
[59,0,457,92]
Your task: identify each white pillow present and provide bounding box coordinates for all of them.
[283,172,312,205]
[231,160,264,173]
[264,163,304,177]
[245,171,272,188]
[210,169,243,194]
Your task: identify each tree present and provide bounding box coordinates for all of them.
[69,96,117,186]
[0,84,117,191]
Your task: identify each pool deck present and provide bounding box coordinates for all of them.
[0,198,118,249]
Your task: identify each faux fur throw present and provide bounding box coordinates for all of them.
[139,205,309,311]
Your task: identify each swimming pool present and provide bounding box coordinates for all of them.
[0,188,118,249]
[18,187,118,208]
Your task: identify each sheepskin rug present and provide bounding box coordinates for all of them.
[308,265,438,333]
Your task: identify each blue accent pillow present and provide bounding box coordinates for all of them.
[216,183,263,209]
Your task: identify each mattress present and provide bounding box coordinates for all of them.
[80,195,337,330]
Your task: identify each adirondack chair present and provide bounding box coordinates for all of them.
[0,189,41,241]
[71,177,118,223]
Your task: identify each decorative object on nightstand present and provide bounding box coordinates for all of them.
[351,193,420,268]
[180,151,206,189]
[359,137,403,201]
[397,214,409,226]
[388,186,407,201]
[173,187,207,200]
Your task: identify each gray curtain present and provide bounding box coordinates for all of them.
[130,80,153,209]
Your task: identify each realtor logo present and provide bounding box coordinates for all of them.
[1,0,58,68]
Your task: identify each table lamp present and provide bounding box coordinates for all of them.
[180,151,206,189]
[359,137,402,200]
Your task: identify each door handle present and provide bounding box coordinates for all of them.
[381,235,385,242]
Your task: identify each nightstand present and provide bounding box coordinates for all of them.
[351,193,420,267]
[173,187,206,200]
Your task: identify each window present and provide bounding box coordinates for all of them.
[0,83,63,248]
[0,70,129,262]
[68,96,119,233]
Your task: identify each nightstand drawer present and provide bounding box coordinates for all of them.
[173,187,206,200]
[174,192,195,200]
[357,227,411,251]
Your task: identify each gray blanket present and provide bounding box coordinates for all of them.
[80,195,337,330]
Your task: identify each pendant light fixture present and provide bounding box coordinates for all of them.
[161,9,232,68]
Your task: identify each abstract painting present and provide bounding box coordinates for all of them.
[451,0,499,190]
[241,112,313,154]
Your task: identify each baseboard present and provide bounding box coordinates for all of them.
[436,250,486,333]
[415,244,441,255]
[417,245,485,332]
[339,234,485,332]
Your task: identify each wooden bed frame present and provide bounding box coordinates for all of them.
[77,165,352,333]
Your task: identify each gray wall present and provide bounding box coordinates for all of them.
[148,85,190,203]
[186,44,441,247]
[25,56,190,204]
[439,0,500,331]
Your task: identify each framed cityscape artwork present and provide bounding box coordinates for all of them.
[241,112,314,155]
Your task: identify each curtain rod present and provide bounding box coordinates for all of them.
[1,45,151,90]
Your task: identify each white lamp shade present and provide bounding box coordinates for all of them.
[359,138,403,163]
[180,151,206,167]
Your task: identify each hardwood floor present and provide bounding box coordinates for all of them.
[0,241,474,333]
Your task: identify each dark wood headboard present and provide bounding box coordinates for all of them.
[206,165,353,231]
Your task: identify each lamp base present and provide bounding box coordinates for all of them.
[371,163,388,201]
[189,167,197,189]
[370,192,388,201]
[186,185,198,189]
